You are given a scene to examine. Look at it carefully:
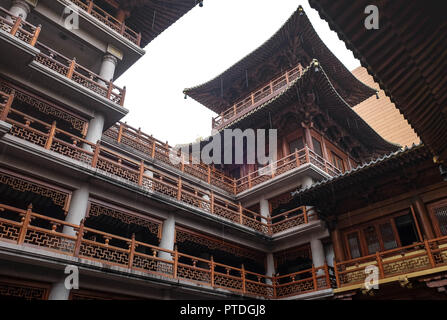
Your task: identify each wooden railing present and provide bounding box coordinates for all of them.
[0,6,41,46]
[212,63,304,130]
[66,0,141,46]
[34,42,126,106]
[235,147,341,193]
[334,236,447,288]
[104,122,235,193]
[269,206,316,234]
[0,202,333,299]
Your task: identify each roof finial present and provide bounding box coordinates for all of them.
[298,5,304,15]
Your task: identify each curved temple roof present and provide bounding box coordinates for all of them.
[183,5,377,114]
[114,0,200,47]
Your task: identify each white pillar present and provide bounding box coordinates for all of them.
[99,54,118,83]
[265,253,275,285]
[48,280,70,300]
[259,197,270,224]
[9,0,31,20]
[310,238,326,275]
[84,112,105,148]
[158,214,175,260]
[63,183,90,236]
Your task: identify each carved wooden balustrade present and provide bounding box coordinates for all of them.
[334,236,447,288]
[269,206,316,234]
[104,122,236,193]
[0,202,333,299]
[34,42,126,106]
[0,6,41,46]
[66,0,142,46]
[212,64,304,130]
[0,90,14,119]
[235,147,341,193]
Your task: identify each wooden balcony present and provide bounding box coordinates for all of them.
[212,64,304,130]
[0,6,41,46]
[235,146,342,193]
[66,0,142,46]
[0,202,334,299]
[34,42,126,106]
[334,236,447,290]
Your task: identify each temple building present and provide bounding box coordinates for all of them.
[0,1,445,300]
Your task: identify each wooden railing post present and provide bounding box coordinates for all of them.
[45,121,57,149]
[18,204,32,244]
[1,92,14,121]
[10,16,22,37]
[128,233,135,269]
[425,239,436,268]
[238,202,243,224]
[285,71,290,84]
[305,145,310,164]
[303,206,308,224]
[295,149,300,167]
[138,160,144,186]
[87,0,94,13]
[251,93,255,105]
[73,218,85,257]
[137,32,142,46]
[233,104,237,116]
[248,174,252,188]
[91,142,100,167]
[210,256,215,287]
[233,178,237,195]
[67,58,76,79]
[210,191,214,213]
[30,25,41,47]
[120,86,126,106]
[312,264,318,291]
[151,140,156,158]
[117,123,124,143]
[241,264,246,293]
[376,251,385,279]
[173,250,178,279]
[120,22,126,35]
[207,167,211,184]
[106,82,113,99]
[333,258,341,288]
[177,177,182,201]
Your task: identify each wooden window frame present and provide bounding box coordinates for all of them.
[427,198,447,237]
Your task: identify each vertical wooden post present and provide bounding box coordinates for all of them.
[117,123,124,143]
[138,160,144,186]
[73,219,84,257]
[331,228,345,262]
[412,197,435,240]
[333,258,341,288]
[120,86,126,106]
[303,206,308,224]
[285,71,289,84]
[45,121,57,150]
[376,251,385,279]
[18,204,32,244]
[87,0,94,13]
[106,82,113,100]
[91,142,100,167]
[207,167,211,184]
[424,239,436,268]
[1,92,14,121]
[137,32,142,46]
[305,145,310,164]
[251,93,255,105]
[312,264,318,291]
[30,25,41,46]
[295,149,300,167]
[67,58,76,79]
[120,22,126,35]
[248,174,252,188]
[233,178,237,195]
[410,204,424,241]
[128,233,135,269]
[177,177,182,201]
[10,17,22,37]
[238,202,243,224]
[210,256,215,287]
[241,264,246,293]
[173,250,178,279]
[233,104,237,116]
[210,191,214,213]
[151,140,156,158]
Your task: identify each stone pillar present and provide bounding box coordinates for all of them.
[48,280,70,300]
[259,197,270,224]
[99,54,118,84]
[159,214,175,261]
[265,253,275,285]
[9,0,31,20]
[84,112,105,148]
[63,183,90,236]
[310,238,326,275]
[412,196,435,239]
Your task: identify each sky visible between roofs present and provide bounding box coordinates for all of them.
[115,0,360,147]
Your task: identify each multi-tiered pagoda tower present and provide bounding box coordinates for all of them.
[1,2,446,300]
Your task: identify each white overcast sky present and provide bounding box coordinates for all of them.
[115,0,360,146]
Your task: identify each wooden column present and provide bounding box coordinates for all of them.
[331,228,345,262]
[281,137,288,157]
[302,123,314,150]
[412,197,435,239]
[321,135,330,162]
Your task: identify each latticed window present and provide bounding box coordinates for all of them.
[433,203,447,236]
[363,226,381,254]
[289,137,304,153]
[312,137,323,158]
[379,223,398,250]
[347,232,361,259]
